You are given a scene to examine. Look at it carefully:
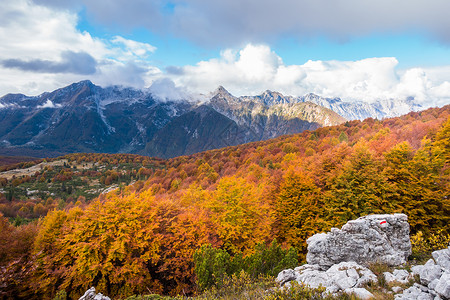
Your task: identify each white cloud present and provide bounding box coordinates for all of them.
[148,78,191,101]
[0,0,159,96]
[0,1,449,109]
[169,44,450,107]
[34,0,450,46]
[111,36,157,57]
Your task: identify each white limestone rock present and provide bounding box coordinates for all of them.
[384,269,413,284]
[394,284,434,300]
[295,267,335,292]
[306,214,411,269]
[392,286,403,293]
[416,259,443,286]
[432,247,450,272]
[276,269,296,286]
[78,287,111,300]
[292,261,377,295]
[344,287,374,300]
[294,264,320,273]
[434,271,450,299]
[429,278,439,291]
[412,264,425,276]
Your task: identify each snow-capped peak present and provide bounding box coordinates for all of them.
[212,86,234,98]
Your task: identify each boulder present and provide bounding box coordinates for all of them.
[434,271,450,299]
[432,247,450,272]
[78,287,111,300]
[306,214,411,269]
[293,261,377,296]
[344,287,375,300]
[413,259,443,286]
[392,286,403,293]
[384,269,413,284]
[399,252,449,300]
[276,269,296,286]
[276,214,449,300]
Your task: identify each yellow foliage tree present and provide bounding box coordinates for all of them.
[206,176,273,254]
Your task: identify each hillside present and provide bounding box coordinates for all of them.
[0,153,163,224]
[0,105,449,299]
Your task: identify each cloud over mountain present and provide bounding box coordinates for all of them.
[168,44,450,107]
[0,0,449,109]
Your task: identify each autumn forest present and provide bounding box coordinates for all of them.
[0,106,449,299]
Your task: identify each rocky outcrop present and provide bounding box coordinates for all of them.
[396,245,450,300]
[277,214,450,299]
[277,261,377,299]
[278,214,411,298]
[394,283,436,300]
[306,214,411,269]
[79,287,111,300]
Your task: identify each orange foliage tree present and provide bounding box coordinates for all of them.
[274,169,330,259]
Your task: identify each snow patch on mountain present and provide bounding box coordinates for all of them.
[37,99,62,109]
[0,101,21,109]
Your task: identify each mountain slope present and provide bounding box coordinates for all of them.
[208,87,345,141]
[144,105,246,158]
[0,81,192,156]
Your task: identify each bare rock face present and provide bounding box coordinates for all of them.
[306,214,411,269]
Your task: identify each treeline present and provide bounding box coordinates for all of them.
[0,106,449,299]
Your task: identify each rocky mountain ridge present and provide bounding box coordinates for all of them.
[0,81,345,158]
[0,81,192,157]
[243,90,422,121]
[0,81,423,158]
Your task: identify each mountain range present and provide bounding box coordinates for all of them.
[0,81,421,158]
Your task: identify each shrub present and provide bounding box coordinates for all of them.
[196,271,275,300]
[193,244,242,291]
[124,295,178,300]
[193,240,298,292]
[243,240,298,278]
[410,230,450,262]
[52,290,67,300]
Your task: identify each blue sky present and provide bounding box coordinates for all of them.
[0,0,450,106]
[74,3,450,69]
